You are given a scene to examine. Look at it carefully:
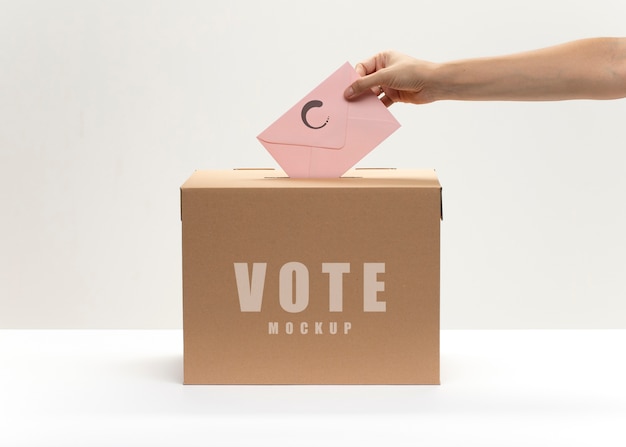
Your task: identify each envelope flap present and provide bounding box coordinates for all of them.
[257,62,354,150]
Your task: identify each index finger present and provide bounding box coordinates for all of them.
[355,55,380,77]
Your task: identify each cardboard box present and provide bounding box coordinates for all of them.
[180,168,442,384]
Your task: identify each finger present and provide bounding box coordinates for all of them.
[355,56,379,76]
[344,71,385,99]
[354,62,367,77]
[365,85,384,97]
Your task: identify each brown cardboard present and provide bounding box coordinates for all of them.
[180,168,442,384]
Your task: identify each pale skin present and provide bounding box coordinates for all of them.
[344,37,626,107]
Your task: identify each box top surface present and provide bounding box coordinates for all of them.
[181,168,441,190]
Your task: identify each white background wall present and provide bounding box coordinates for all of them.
[1,0,624,329]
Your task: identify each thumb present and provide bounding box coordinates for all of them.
[344,72,383,100]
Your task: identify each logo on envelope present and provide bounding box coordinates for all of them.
[257,62,401,178]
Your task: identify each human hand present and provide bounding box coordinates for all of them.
[343,51,440,107]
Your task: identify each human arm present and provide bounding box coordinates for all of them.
[344,37,626,106]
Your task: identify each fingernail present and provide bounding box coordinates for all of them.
[344,86,354,98]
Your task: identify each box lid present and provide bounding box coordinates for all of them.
[181,168,443,220]
[181,168,441,189]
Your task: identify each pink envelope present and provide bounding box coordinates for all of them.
[257,62,401,178]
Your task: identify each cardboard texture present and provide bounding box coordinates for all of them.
[181,168,441,384]
[257,62,400,178]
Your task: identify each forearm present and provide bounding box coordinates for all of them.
[433,38,626,101]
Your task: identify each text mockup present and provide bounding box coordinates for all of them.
[234,262,386,335]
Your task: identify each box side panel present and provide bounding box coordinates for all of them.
[182,185,440,384]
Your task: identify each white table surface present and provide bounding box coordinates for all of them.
[1,330,624,446]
